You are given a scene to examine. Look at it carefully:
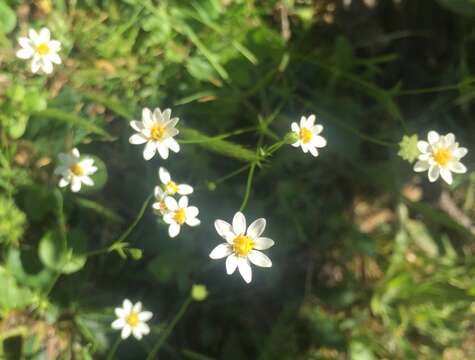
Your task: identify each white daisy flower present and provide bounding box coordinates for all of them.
[129,108,180,160]
[111,299,153,340]
[163,196,200,238]
[413,131,468,185]
[152,186,169,215]
[158,167,193,196]
[54,148,97,193]
[16,27,61,74]
[209,212,274,284]
[290,114,327,157]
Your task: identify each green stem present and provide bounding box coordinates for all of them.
[179,126,256,144]
[212,164,251,186]
[239,162,256,212]
[146,297,193,360]
[106,336,121,360]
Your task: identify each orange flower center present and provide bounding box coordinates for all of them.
[150,125,165,141]
[299,127,313,144]
[69,163,84,176]
[433,148,452,167]
[233,234,254,257]
[36,43,50,55]
[173,208,186,225]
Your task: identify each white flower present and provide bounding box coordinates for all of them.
[290,114,327,157]
[111,299,153,340]
[413,131,468,185]
[152,186,169,215]
[16,27,61,74]
[163,196,200,238]
[129,108,180,160]
[209,212,274,284]
[54,148,97,193]
[158,167,193,196]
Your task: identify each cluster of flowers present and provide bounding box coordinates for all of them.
[16,27,470,342]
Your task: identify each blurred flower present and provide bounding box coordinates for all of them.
[129,108,180,160]
[0,196,26,245]
[111,299,153,340]
[158,167,193,196]
[191,284,208,301]
[152,186,169,215]
[16,27,61,74]
[209,212,274,284]
[54,148,97,192]
[398,134,419,163]
[163,196,200,238]
[413,131,467,185]
[290,115,327,157]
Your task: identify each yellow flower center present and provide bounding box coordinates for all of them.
[166,181,179,194]
[36,43,50,55]
[69,163,84,176]
[126,312,140,327]
[150,125,166,141]
[173,208,186,225]
[433,148,452,167]
[299,127,313,144]
[233,234,255,257]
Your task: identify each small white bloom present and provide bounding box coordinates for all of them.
[163,196,200,238]
[129,108,180,160]
[111,299,153,340]
[158,167,193,196]
[152,186,169,215]
[209,212,274,284]
[413,131,468,185]
[54,148,97,193]
[16,27,61,74]
[290,114,327,157]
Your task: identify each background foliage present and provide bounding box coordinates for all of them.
[1,0,475,359]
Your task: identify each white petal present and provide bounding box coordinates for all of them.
[115,307,127,318]
[162,108,172,122]
[413,160,430,172]
[177,184,193,195]
[308,145,319,157]
[139,311,153,322]
[59,178,69,187]
[178,196,188,208]
[215,220,233,240]
[128,133,147,145]
[81,176,94,186]
[132,302,142,313]
[453,147,468,159]
[142,108,153,128]
[428,165,440,182]
[237,258,252,283]
[48,53,61,65]
[312,124,323,135]
[29,29,39,41]
[300,116,307,128]
[163,213,174,224]
[123,299,133,312]
[16,48,34,59]
[157,143,169,159]
[165,137,180,153]
[440,168,453,185]
[444,133,455,146]
[186,217,200,227]
[300,143,309,153]
[71,148,80,158]
[18,37,32,49]
[48,40,61,51]
[132,328,143,340]
[226,254,238,274]
[449,161,467,174]
[248,250,272,268]
[313,135,327,148]
[291,122,300,132]
[111,318,125,329]
[428,131,439,145]
[41,60,54,74]
[159,167,171,184]
[232,212,246,235]
[136,323,150,336]
[130,120,143,132]
[39,27,51,42]
[254,237,274,250]
[70,178,82,192]
[154,186,164,199]
[143,141,157,160]
[247,218,266,238]
[164,196,178,211]
[209,243,232,259]
[306,114,316,127]
[31,58,41,73]
[153,108,164,123]
[291,140,301,148]
[121,325,132,339]
[186,206,199,218]
[417,141,430,153]
[169,223,181,238]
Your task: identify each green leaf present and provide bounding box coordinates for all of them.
[0,2,16,34]
[38,231,67,271]
[0,266,36,311]
[435,0,475,17]
[61,228,88,274]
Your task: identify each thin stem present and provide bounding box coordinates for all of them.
[179,126,256,144]
[212,164,251,186]
[146,297,193,360]
[239,163,256,212]
[106,336,121,360]
[398,78,475,96]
